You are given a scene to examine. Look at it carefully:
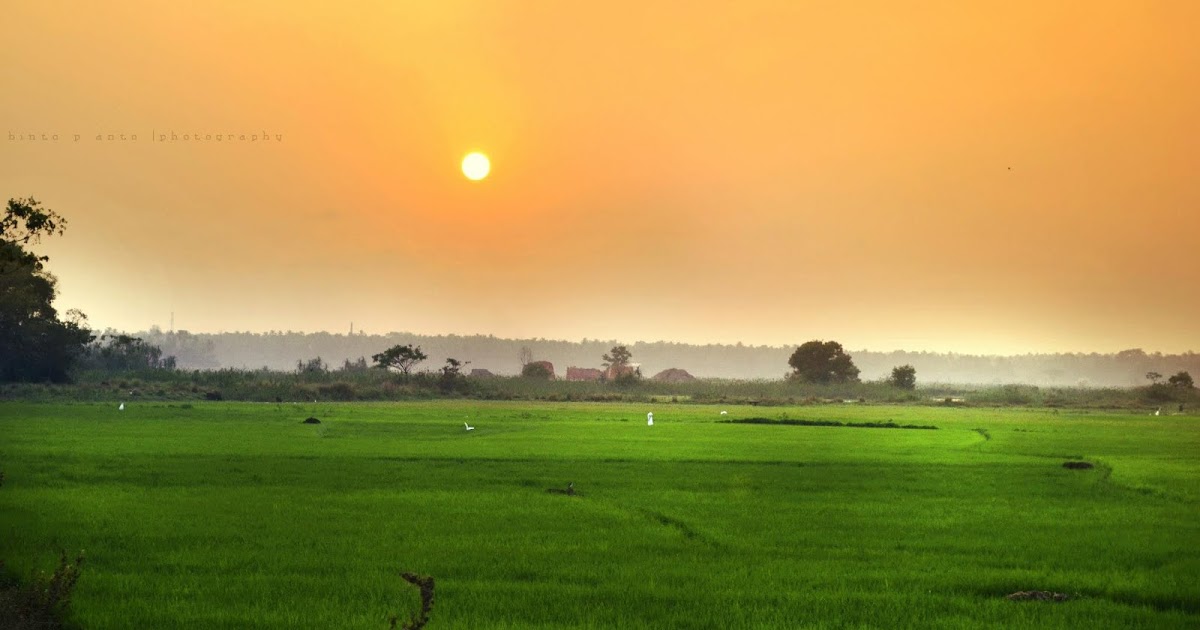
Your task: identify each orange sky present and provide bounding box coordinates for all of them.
[3,1,1197,354]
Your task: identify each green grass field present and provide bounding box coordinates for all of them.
[1,401,1197,628]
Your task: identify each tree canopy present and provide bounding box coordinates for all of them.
[787,340,860,384]
[602,345,632,369]
[0,198,93,382]
[372,344,428,376]
[1168,371,1194,389]
[888,364,917,390]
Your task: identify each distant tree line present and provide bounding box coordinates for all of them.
[127,329,1200,387]
[78,333,176,371]
[4,196,1195,388]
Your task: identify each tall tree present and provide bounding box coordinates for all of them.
[787,340,860,384]
[602,345,633,370]
[1167,371,1194,389]
[601,345,640,383]
[372,344,428,376]
[888,364,917,390]
[0,198,93,382]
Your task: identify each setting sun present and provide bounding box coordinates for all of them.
[461,152,490,181]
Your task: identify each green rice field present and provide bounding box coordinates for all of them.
[1,401,1197,628]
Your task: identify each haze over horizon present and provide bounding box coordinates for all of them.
[4,2,1197,357]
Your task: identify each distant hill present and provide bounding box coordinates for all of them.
[132,328,1197,387]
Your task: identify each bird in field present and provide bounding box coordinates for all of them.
[464,422,474,431]
[647,412,654,426]
[720,410,727,415]
[119,402,125,411]
[1154,407,1161,416]
[546,482,576,496]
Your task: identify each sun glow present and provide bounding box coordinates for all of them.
[461,152,490,181]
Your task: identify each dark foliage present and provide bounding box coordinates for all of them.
[339,356,368,373]
[602,345,632,370]
[1168,371,1194,389]
[78,333,175,371]
[317,382,355,400]
[372,345,428,376]
[888,364,917,390]
[0,550,85,629]
[787,341,860,384]
[0,198,93,383]
[612,366,642,386]
[724,417,937,430]
[296,356,328,374]
[1143,383,1185,403]
[0,197,67,247]
[438,358,470,392]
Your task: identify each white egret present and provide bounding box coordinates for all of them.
[647,412,654,426]
[720,410,727,415]
[464,422,475,431]
[119,403,125,411]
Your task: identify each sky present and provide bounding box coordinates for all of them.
[3,1,1197,355]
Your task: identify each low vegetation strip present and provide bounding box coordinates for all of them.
[723,417,938,430]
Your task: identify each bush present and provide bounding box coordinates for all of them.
[521,362,554,380]
[1143,383,1179,403]
[612,369,642,387]
[317,382,356,401]
[977,385,1039,405]
[0,550,85,629]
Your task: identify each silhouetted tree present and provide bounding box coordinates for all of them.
[1146,371,1163,384]
[888,364,917,390]
[601,345,640,383]
[440,358,468,378]
[0,198,93,382]
[602,345,632,370]
[1168,371,1194,389]
[438,358,470,392]
[787,340,860,384]
[373,344,428,376]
